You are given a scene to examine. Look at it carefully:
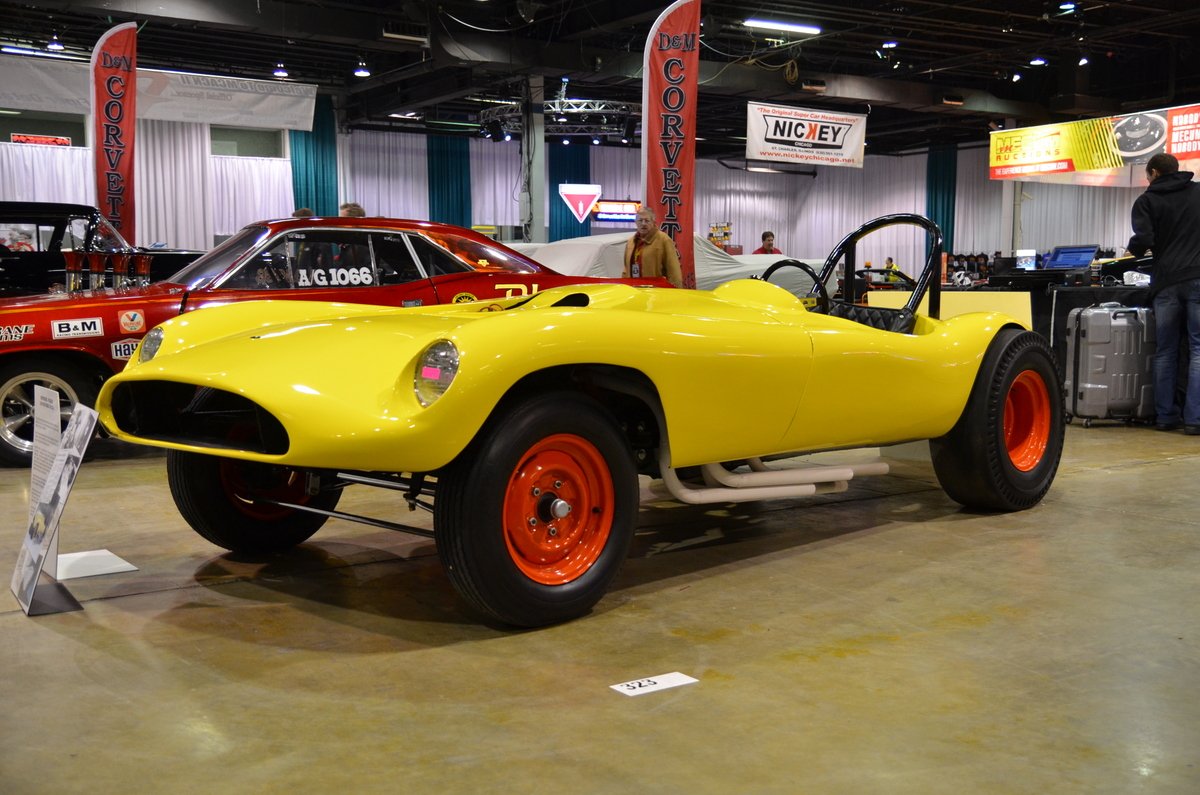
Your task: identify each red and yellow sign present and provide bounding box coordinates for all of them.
[91,22,138,243]
[989,102,1200,179]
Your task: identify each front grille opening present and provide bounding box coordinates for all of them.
[110,382,289,454]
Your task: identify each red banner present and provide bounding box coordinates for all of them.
[91,22,138,244]
[641,0,699,289]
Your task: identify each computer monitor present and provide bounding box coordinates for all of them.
[1043,244,1099,269]
[1014,249,1037,270]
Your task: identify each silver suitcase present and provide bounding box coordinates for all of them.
[1064,302,1155,425]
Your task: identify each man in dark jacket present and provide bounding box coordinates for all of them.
[1127,153,1200,432]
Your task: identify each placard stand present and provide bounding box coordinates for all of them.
[9,387,136,616]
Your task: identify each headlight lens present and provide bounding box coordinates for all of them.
[138,327,164,363]
[413,340,459,407]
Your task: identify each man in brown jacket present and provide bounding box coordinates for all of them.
[623,207,683,287]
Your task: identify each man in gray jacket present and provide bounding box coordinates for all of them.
[1128,153,1200,433]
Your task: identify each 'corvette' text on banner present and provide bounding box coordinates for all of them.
[746,101,866,169]
[91,23,137,244]
[642,0,699,288]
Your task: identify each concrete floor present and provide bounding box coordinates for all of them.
[2,424,1198,794]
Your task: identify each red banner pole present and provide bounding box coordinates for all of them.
[641,0,700,289]
[91,22,138,245]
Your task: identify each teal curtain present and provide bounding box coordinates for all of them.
[549,143,592,241]
[925,143,957,254]
[427,135,472,227]
[288,94,338,217]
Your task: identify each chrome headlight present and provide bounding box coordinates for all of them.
[413,340,459,407]
[138,327,164,363]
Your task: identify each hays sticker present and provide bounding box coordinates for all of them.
[111,338,140,360]
[52,317,104,339]
[119,309,145,333]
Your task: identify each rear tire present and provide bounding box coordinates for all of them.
[930,329,1064,511]
[167,450,342,554]
[0,358,99,467]
[435,392,638,627]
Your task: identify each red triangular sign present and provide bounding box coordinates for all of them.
[558,183,603,223]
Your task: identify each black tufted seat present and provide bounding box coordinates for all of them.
[826,301,916,334]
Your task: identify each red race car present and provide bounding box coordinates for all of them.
[0,216,668,466]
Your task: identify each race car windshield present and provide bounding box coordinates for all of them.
[166,225,271,289]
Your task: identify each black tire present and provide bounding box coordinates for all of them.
[0,358,100,467]
[166,450,342,554]
[435,392,639,627]
[930,329,1064,511]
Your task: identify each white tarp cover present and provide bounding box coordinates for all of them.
[514,233,823,296]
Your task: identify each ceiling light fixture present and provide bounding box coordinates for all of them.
[1059,2,1076,11]
[881,40,898,49]
[1012,72,1022,82]
[743,19,821,36]
[591,136,601,145]
[353,59,370,78]
[1078,55,1089,66]
[1029,57,1046,66]
[273,63,289,78]
[46,33,64,51]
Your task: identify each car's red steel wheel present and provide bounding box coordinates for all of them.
[1004,369,1051,472]
[218,460,312,521]
[501,433,615,586]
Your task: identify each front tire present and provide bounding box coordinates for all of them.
[435,392,639,627]
[930,329,1064,511]
[0,358,99,467]
[167,450,342,554]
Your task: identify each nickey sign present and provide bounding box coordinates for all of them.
[746,102,866,169]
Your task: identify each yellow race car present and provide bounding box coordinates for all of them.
[96,215,1064,627]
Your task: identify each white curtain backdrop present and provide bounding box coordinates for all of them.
[0,142,95,204]
[469,138,522,227]
[1017,181,1141,254]
[137,119,214,250]
[344,130,429,219]
[209,155,293,237]
[793,153,929,273]
[953,146,1005,255]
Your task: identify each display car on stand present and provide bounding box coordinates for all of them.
[96,214,1066,628]
[0,216,667,466]
[0,202,201,296]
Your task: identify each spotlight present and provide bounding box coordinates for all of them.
[556,113,568,123]
[503,132,512,142]
[273,63,289,78]
[1029,56,1046,66]
[46,33,64,52]
[1012,72,1022,82]
[1078,55,1089,66]
[485,120,504,141]
[881,40,898,49]
[562,137,570,145]
[354,59,371,78]
[591,136,601,145]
